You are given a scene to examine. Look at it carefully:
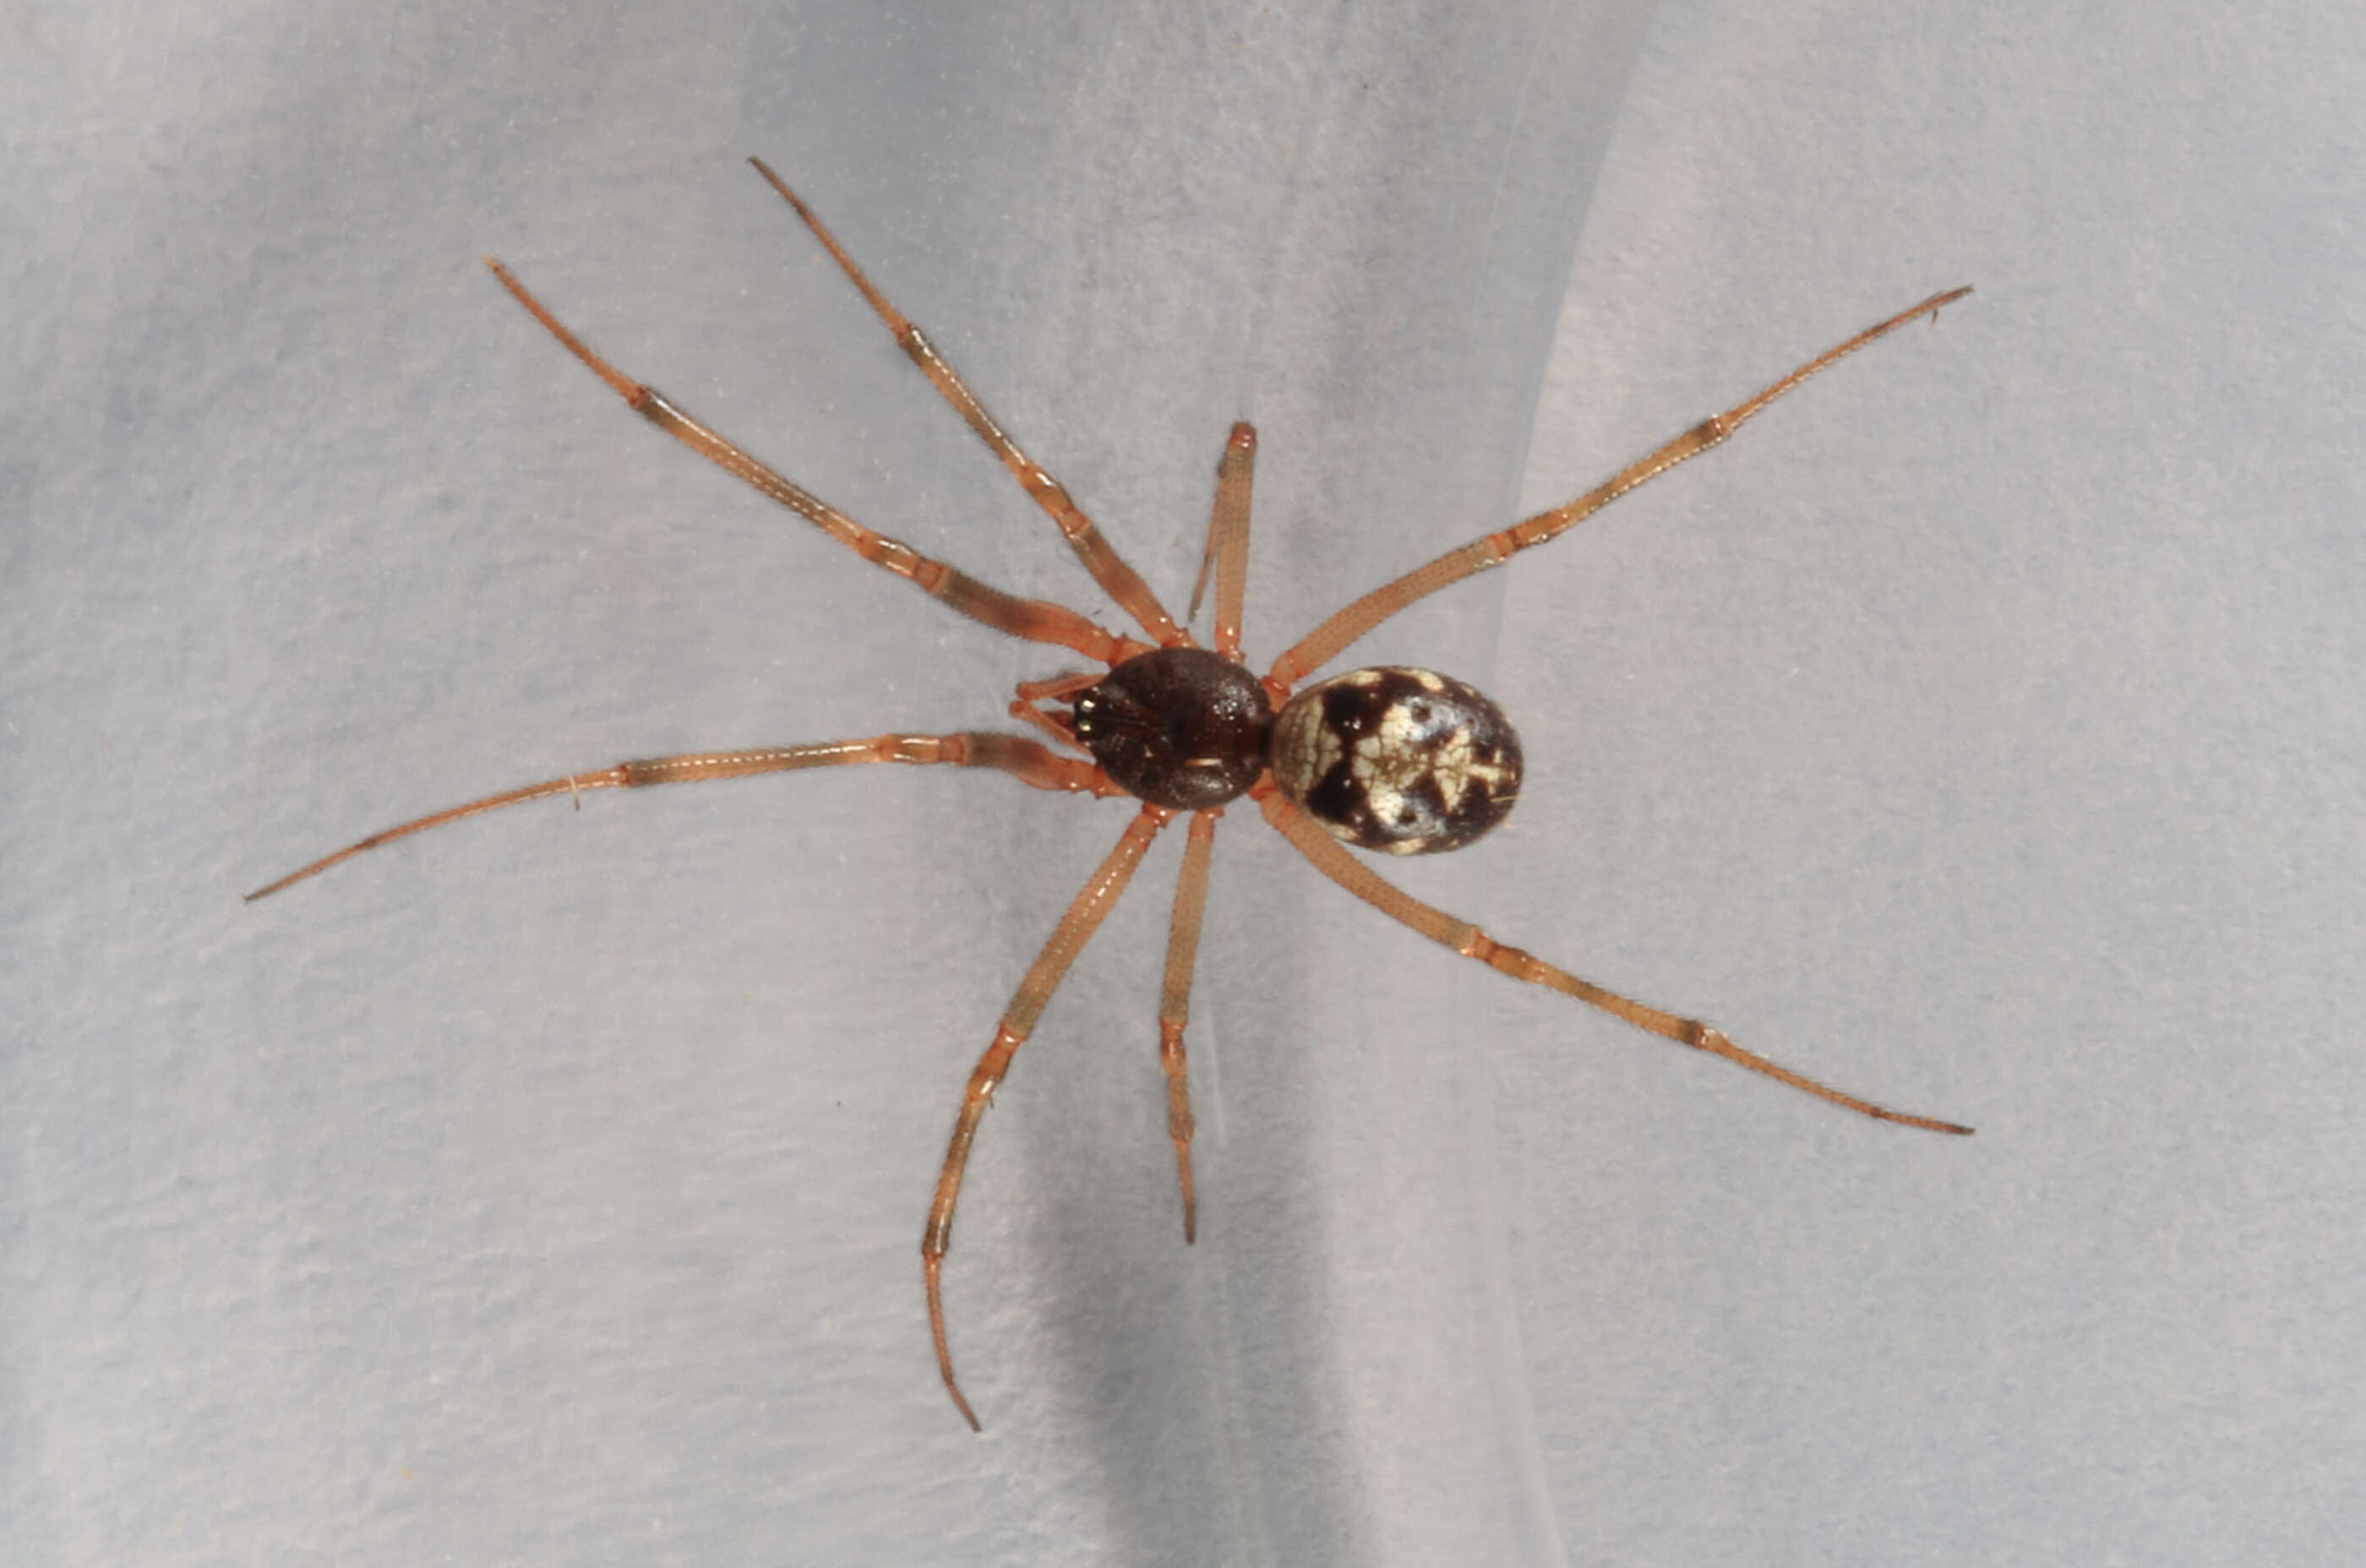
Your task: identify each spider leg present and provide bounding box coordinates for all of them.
[747,159,1189,651]
[1268,288,1973,689]
[246,733,1121,901]
[1251,782,1973,1135]
[1186,422,1258,659]
[485,260,1147,667]
[924,801,1176,1430]
[1155,808,1223,1242]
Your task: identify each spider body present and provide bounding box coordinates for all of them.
[249,158,1976,1432]
[1066,648,1519,856]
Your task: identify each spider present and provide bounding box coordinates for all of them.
[250,158,1975,1431]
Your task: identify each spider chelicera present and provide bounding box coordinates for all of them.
[250,157,1975,1431]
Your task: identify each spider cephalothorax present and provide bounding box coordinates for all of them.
[1070,647,1272,808]
[249,157,1976,1432]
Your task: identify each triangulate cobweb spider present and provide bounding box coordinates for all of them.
[250,157,1975,1430]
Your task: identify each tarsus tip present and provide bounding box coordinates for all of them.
[243,872,299,903]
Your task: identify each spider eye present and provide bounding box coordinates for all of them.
[1270,666,1522,856]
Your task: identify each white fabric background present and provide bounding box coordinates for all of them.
[7,2,2361,1563]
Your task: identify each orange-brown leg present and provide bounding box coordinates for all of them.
[1268,289,1972,690]
[923,802,1176,1429]
[1186,422,1258,658]
[1252,782,1972,1135]
[485,259,1148,667]
[746,158,1189,651]
[246,733,1123,901]
[1155,808,1222,1241]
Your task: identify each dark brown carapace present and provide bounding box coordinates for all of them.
[1069,647,1274,810]
[248,157,1976,1431]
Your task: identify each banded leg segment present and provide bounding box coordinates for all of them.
[747,159,1187,651]
[923,802,1176,1430]
[246,733,1121,901]
[1252,783,1972,1135]
[486,259,1145,667]
[1268,288,1972,689]
[1186,422,1258,659]
[1157,808,1222,1242]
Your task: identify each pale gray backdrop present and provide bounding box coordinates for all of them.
[6,1,2361,1564]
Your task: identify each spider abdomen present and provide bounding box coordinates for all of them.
[1072,647,1275,809]
[1271,667,1523,854]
